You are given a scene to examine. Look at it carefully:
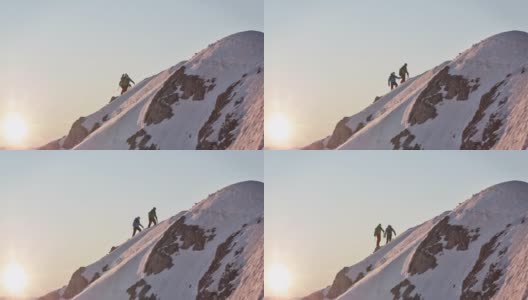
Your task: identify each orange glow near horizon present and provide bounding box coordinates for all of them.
[266,112,292,149]
[1,262,28,296]
[266,263,292,297]
[2,111,29,147]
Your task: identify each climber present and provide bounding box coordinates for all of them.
[385,225,397,244]
[132,216,144,237]
[119,73,135,95]
[148,207,158,228]
[388,72,400,90]
[399,63,409,84]
[374,224,385,250]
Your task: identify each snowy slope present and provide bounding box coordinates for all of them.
[37,181,264,300]
[302,181,528,300]
[40,31,264,150]
[305,31,528,150]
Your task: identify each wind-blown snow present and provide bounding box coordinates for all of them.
[38,181,264,300]
[303,181,528,300]
[306,31,528,150]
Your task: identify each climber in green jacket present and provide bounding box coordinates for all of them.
[148,207,158,228]
[399,63,409,84]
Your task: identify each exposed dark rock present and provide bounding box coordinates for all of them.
[408,66,475,125]
[102,114,109,122]
[38,138,62,150]
[197,230,242,300]
[302,290,325,300]
[461,230,506,300]
[325,264,372,299]
[196,80,242,150]
[90,272,100,283]
[391,129,422,150]
[374,96,381,103]
[90,122,101,133]
[326,119,368,149]
[37,289,61,300]
[326,117,353,149]
[102,264,110,272]
[326,267,353,299]
[63,267,89,299]
[303,140,326,150]
[144,66,211,125]
[409,216,478,275]
[63,117,89,149]
[109,96,118,103]
[127,129,158,150]
[391,279,423,300]
[144,216,213,275]
[126,279,158,300]
[461,80,507,150]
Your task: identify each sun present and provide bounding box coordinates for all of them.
[1,263,28,295]
[266,112,292,147]
[2,112,28,146]
[267,263,291,296]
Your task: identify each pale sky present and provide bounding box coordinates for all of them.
[265,151,528,298]
[265,0,528,149]
[0,0,263,148]
[0,151,263,297]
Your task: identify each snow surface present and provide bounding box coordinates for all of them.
[38,181,264,300]
[307,31,528,150]
[41,31,263,150]
[304,181,528,300]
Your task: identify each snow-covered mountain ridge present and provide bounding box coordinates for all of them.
[303,181,528,300]
[306,31,528,150]
[38,181,264,300]
[40,31,263,150]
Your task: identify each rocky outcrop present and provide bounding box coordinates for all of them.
[302,290,325,300]
[37,289,61,300]
[391,129,422,150]
[62,267,89,299]
[408,67,477,125]
[197,229,242,300]
[461,230,507,300]
[461,80,507,150]
[63,117,89,149]
[391,279,422,300]
[127,129,158,150]
[144,66,213,125]
[144,216,214,275]
[326,267,353,299]
[196,80,242,150]
[126,279,157,300]
[39,138,62,150]
[326,117,353,149]
[408,217,479,275]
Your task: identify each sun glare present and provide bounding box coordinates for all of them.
[2,112,28,146]
[267,263,291,296]
[1,263,28,295]
[266,112,292,147]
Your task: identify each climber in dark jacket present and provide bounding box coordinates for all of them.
[119,73,135,95]
[374,224,385,250]
[385,225,397,244]
[132,216,144,237]
[388,72,401,90]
